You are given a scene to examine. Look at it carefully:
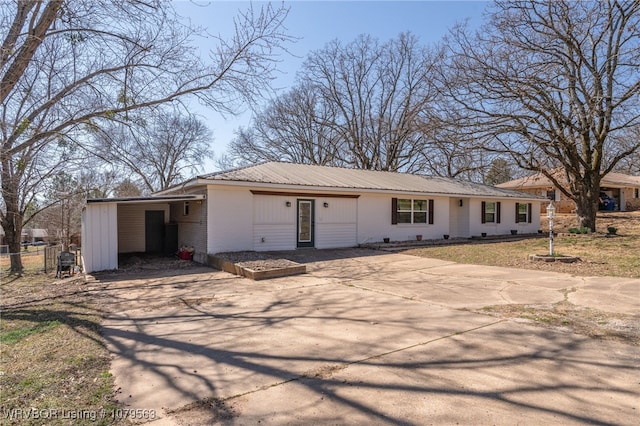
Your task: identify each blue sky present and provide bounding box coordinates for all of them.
[173,1,489,170]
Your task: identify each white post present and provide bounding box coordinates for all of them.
[549,216,554,256]
[546,202,556,256]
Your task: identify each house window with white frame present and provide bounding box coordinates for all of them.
[635,188,639,198]
[397,199,427,224]
[392,198,434,225]
[515,202,532,223]
[481,201,501,224]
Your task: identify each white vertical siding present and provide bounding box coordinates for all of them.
[251,194,358,250]
[117,203,169,253]
[82,203,118,273]
[253,194,296,251]
[207,187,254,254]
[315,198,357,249]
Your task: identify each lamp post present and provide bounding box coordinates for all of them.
[546,202,556,256]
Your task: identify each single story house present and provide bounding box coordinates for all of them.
[82,162,544,272]
[0,226,48,246]
[25,228,49,244]
[498,171,640,213]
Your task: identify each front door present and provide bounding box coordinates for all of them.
[297,200,314,248]
[145,210,165,253]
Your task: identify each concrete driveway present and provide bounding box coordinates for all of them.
[94,249,639,425]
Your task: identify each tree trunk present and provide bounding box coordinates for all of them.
[573,173,600,232]
[1,213,24,273]
[574,197,598,232]
[8,225,24,273]
[1,159,24,273]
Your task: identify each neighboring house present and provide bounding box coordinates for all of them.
[25,228,49,244]
[82,162,544,272]
[498,171,640,213]
[0,226,48,250]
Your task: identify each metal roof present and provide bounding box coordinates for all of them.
[498,171,640,189]
[86,194,205,204]
[198,162,543,199]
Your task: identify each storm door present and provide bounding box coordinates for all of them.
[296,200,314,248]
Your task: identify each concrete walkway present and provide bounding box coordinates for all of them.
[94,249,639,425]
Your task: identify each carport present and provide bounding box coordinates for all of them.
[81,194,206,273]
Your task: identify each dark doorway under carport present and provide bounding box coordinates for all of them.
[145,210,165,253]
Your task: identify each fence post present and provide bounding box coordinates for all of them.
[44,245,63,274]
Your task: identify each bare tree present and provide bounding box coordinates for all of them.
[1,0,292,271]
[446,0,640,231]
[95,109,214,193]
[0,138,75,259]
[254,32,440,172]
[228,82,343,166]
[611,125,640,175]
[414,101,494,181]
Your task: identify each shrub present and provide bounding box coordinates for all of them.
[607,226,618,235]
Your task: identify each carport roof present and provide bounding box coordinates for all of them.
[185,162,543,199]
[86,194,205,204]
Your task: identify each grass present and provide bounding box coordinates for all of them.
[405,233,640,278]
[0,273,125,426]
[0,248,47,269]
[404,212,640,278]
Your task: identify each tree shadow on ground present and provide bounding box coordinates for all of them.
[93,272,638,425]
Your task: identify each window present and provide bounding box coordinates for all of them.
[515,202,532,223]
[183,201,190,216]
[481,201,501,224]
[635,188,639,199]
[392,198,434,224]
[398,199,426,224]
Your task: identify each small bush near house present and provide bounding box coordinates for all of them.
[607,226,618,235]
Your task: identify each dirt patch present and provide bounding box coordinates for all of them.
[166,396,239,425]
[479,301,639,345]
[302,364,346,379]
[117,253,198,272]
[0,274,88,309]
